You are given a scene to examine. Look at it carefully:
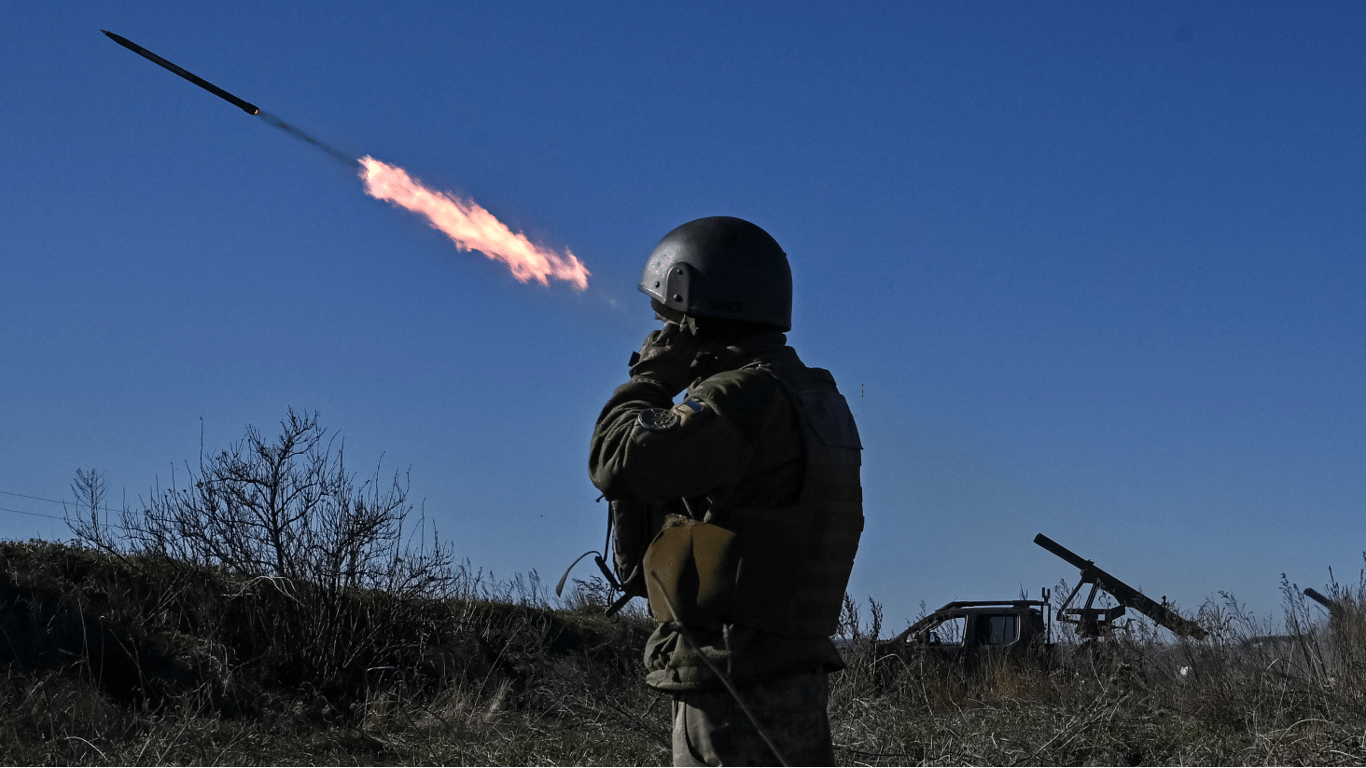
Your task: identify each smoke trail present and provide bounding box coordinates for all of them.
[257,111,360,169]
[358,156,589,290]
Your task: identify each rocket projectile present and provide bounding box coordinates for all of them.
[102,30,261,116]
[103,29,361,170]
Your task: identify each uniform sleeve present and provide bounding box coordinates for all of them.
[589,372,780,504]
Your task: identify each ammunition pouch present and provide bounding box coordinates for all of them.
[642,514,797,628]
[642,517,735,625]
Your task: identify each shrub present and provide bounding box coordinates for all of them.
[65,409,458,693]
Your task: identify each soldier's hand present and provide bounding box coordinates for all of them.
[629,321,701,394]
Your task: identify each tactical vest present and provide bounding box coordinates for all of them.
[642,358,863,638]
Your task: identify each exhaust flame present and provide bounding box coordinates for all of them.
[358,156,589,290]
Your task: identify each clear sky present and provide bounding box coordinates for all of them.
[3,1,1363,634]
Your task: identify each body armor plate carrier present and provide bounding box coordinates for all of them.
[643,360,863,638]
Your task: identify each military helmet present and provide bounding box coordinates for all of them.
[638,216,792,331]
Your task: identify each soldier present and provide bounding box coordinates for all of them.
[589,216,863,766]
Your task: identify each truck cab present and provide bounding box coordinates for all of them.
[880,600,1053,663]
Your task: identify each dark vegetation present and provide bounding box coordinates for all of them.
[2,410,1364,764]
[0,537,664,765]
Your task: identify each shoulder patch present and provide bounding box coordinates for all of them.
[636,408,680,432]
[635,399,710,433]
[675,399,706,416]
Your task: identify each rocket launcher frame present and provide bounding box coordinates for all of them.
[1034,533,1208,640]
[1304,587,1339,615]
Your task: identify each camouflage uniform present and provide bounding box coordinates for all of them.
[590,332,860,766]
[672,671,834,766]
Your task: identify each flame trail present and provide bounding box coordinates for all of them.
[358,157,589,290]
[253,119,586,290]
[101,31,588,291]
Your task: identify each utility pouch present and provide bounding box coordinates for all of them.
[641,516,742,625]
[609,499,652,598]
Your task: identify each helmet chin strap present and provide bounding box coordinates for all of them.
[652,298,685,324]
[651,301,707,344]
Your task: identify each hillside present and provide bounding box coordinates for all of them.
[0,539,666,764]
[3,539,1366,765]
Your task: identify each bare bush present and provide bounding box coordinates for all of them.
[65,409,458,687]
[71,409,452,597]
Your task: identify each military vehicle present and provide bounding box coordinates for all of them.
[879,598,1055,663]
[880,533,1207,664]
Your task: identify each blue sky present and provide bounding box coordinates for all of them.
[3,2,1363,633]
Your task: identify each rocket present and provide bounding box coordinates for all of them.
[102,30,261,116]
[102,29,360,168]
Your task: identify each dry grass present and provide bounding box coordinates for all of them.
[0,540,669,765]
[4,539,1366,765]
[827,580,1366,766]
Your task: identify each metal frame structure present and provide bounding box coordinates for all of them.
[1034,533,1207,640]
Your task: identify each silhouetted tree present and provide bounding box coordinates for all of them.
[72,409,453,597]
[67,409,458,682]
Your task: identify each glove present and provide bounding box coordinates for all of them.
[628,321,701,395]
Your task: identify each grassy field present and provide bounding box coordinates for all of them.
[2,538,1365,766]
[830,585,1366,766]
